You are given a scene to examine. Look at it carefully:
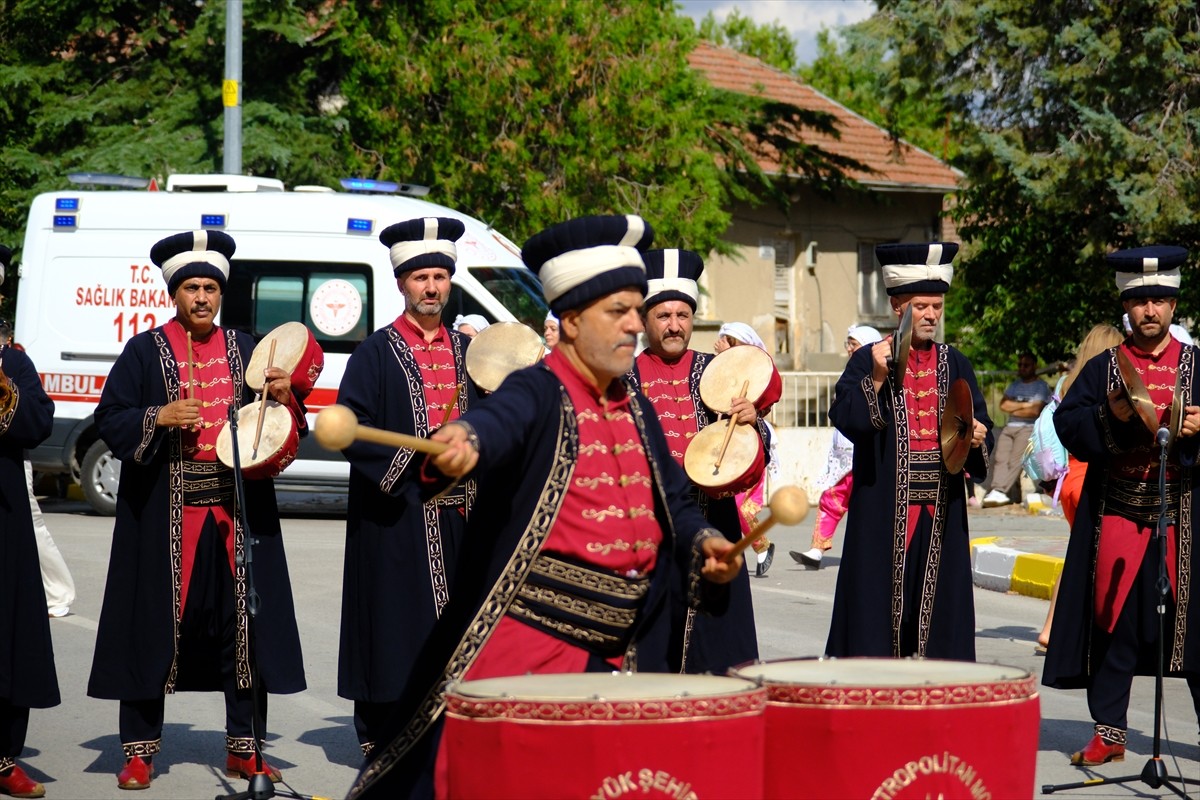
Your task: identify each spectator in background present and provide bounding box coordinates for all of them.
[452,314,490,338]
[0,317,76,618]
[1037,323,1124,650]
[982,352,1051,507]
[543,311,560,349]
[792,324,882,569]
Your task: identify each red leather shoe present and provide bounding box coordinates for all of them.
[1070,733,1125,766]
[0,765,45,798]
[225,752,281,782]
[117,756,153,790]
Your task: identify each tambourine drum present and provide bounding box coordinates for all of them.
[247,321,324,397]
[441,672,766,800]
[684,421,765,498]
[699,345,778,413]
[465,321,545,393]
[733,658,1040,800]
[215,400,299,480]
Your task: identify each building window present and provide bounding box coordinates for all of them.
[771,239,794,359]
[858,241,895,320]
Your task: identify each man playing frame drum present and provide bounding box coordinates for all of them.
[825,242,992,661]
[346,215,743,799]
[86,231,311,789]
[627,248,778,674]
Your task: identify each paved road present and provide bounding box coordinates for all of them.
[19,494,1200,798]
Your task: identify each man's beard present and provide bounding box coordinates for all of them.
[411,298,444,316]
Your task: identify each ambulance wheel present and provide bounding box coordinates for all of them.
[80,440,120,516]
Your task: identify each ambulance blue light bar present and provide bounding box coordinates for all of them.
[341,178,398,194]
[347,218,374,233]
[201,214,227,227]
[53,215,78,229]
[339,178,430,197]
[56,198,80,211]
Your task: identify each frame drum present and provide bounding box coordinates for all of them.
[441,672,766,799]
[684,421,766,497]
[465,321,545,393]
[246,321,325,396]
[215,400,299,480]
[699,345,777,414]
[733,658,1039,799]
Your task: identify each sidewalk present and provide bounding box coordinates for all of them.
[968,496,1068,600]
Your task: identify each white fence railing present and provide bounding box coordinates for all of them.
[773,370,1018,429]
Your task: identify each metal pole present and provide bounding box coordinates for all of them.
[222,0,243,175]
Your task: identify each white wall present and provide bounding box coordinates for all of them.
[771,426,834,502]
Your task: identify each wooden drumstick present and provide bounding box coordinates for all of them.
[722,486,809,564]
[315,404,449,455]
[251,338,277,458]
[713,380,750,475]
[438,382,464,428]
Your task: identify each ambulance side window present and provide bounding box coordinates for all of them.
[225,262,371,354]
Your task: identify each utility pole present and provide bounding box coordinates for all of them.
[222,0,243,175]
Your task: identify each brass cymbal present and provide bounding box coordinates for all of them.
[890,303,913,385]
[1115,348,1160,435]
[940,378,973,475]
[465,322,545,393]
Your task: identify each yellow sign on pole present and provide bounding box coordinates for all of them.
[222,79,239,108]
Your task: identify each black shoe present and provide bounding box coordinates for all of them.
[755,543,775,577]
[795,547,823,569]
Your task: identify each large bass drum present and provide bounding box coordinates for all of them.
[441,672,766,799]
[733,658,1040,799]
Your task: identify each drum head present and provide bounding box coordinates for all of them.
[735,657,1030,687]
[247,322,314,392]
[215,400,295,470]
[448,672,759,701]
[465,322,544,393]
[698,345,775,414]
[683,422,762,490]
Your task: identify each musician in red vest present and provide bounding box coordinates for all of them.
[1045,245,1200,766]
[628,248,779,674]
[349,215,743,799]
[87,231,310,790]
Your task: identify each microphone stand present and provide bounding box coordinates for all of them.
[1043,425,1200,797]
[216,404,325,800]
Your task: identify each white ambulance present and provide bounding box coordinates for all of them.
[14,173,547,514]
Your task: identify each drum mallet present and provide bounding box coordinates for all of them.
[722,485,809,564]
[251,337,277,459]
[315,403,449,455]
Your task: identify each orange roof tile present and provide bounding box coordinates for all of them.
[689,42,960,192]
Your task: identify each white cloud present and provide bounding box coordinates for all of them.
[677,0,876,64]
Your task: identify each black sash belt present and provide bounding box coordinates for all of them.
[1105,475,1179,527]
[508,553,651,658]
[907,450,942,504]
[183,460,234,506]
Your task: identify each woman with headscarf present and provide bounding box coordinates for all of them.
[792,325,882,569]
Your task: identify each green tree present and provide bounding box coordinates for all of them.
[696,8,798,72]
[875,0,1200,365]
[0,0,863,319]
[800,21,958,164]
[326,0,861,248]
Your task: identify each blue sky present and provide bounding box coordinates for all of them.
[676,1,876,64]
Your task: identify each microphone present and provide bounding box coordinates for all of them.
[1157,426,1171,447]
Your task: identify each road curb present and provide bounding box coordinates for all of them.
[970,536,1063,600]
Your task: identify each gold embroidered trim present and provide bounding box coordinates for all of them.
[445,689,767,722]
[225,735,258,754]
[1095,724,1126,744]
[528,555,652,600]
[122,740,162,758]
[763,674,1038,707]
